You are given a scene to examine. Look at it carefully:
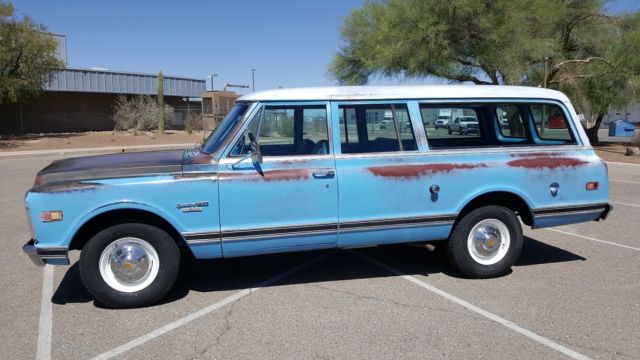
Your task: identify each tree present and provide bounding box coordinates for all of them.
[330,0,640,143]
[157,71,165,134]
[0,1,62,104]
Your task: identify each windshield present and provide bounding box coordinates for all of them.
[201,103,250,153]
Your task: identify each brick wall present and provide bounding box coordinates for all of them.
[0,92,184,134]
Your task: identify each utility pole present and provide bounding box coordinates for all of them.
[207,74,218,91]
[251,68,256,92]
[542,56,549,88]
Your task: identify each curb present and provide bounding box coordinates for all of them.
[605,161,640,167]
[0,143,193,159]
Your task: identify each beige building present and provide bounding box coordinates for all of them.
[201,91,241,130]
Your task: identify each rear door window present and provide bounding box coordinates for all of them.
[495,105,526,139]
[339,104,417,153]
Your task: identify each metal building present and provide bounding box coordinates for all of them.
[0,67,206,134]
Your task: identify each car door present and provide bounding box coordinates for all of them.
[331,101,456,247]
[217,103,338,257]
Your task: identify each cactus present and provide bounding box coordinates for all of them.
[157,71,165,134]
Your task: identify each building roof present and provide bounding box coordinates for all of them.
[238,85,570,102]
[45,67,206,97]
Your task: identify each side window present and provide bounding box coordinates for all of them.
[339,107,359,150]
[339,104,417,153]
[530,104,575,142]
[495,105,526,139]
[230,105,329,157]
[420,106,482,144]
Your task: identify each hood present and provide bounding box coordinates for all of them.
[33,149,189,187]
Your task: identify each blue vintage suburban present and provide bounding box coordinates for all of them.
[23,86,611,308]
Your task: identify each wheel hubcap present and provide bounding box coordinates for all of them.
[99,237,159,293]
[467,219,510,265]
[110,244,150,283]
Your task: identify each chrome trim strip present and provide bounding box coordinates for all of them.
[534,209,604,218]
[223,228,339,242]
[219,214,458,241]
[532,203,609,215]
[185,238,221,245]
[182,231,221,245]
[338,220,455,233]
[334,145,589,160]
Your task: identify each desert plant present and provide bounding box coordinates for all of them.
[157,71,164,134]
[185,111,203,133]
[112,95,173,135]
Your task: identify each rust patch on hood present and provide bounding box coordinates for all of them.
[507,156,588,169]
[367,163,487,180]
[220,169,311,182]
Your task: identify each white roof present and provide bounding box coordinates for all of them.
[238,85,570,102]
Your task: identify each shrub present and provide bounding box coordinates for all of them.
[112,95,174,134]
[185,112,203,133]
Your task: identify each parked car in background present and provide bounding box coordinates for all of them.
[434,115,450,129]
[23,85,610,308]
[448,116,480,135]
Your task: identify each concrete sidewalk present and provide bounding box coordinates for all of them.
[0,143,193,158]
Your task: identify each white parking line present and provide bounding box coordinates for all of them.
[545,228,640,251]
[610,178,640,185]
[354,252,592,360]
[610,200,640,208]
[91,252,330,360]
[37,265,54,360]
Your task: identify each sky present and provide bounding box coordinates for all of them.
[11,0,640,95]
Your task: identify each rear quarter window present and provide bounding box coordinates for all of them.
[529,104,576,143]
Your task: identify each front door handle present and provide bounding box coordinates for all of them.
[312,170,335,179]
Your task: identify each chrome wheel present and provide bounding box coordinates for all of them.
[466,219,510,265]
[98,237,159,293]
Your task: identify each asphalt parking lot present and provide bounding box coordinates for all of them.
[1,153,638,360]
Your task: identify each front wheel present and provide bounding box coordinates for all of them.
[79,223,180,308]
[447,206,523,278]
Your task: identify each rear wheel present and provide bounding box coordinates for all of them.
[79,223,180,308]
[447,206,522,278]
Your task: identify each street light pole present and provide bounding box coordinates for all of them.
[207,73,218,91]
[250,69,256,92]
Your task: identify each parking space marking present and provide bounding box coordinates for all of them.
[37,265,54,360]
[354,251,592,360]
[610,200,640,208]
[545,228,640,251]
[91,252,331,360]
[610,178,640,185]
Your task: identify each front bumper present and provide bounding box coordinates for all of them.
[23,239,70,266]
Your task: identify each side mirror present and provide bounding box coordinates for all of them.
[248,133,262,165]
[248,132,264,176]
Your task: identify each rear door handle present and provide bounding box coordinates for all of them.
[312,170,335,179]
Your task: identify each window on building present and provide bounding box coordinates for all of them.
[203,98,213,114]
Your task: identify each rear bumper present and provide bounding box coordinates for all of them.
[596,203,612,221]
[23,239,70,266]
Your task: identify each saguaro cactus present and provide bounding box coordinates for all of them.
[157,71,165,134]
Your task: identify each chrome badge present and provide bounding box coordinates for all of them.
[177,201,209,213]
